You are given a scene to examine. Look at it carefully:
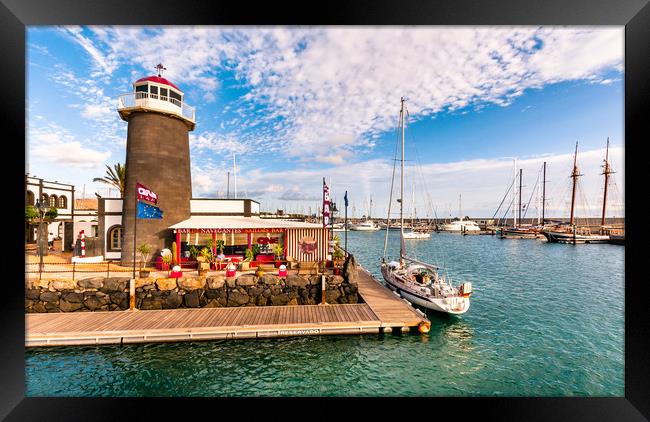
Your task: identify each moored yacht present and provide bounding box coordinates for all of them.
[349,220,380,231]
[438,219,480,232]
[380,98,472,315]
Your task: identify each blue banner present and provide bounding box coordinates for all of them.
[137,201,163,219]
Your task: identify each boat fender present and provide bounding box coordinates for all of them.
[418,322,431,334]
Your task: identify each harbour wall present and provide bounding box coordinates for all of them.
[25,273,361,313]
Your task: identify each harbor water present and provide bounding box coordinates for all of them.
[25,231,624,396]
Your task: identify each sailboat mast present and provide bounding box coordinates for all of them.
[536,167,541,225]
[512,159,517,227]
[233,152,237,199]
[542,161,546,224]
[400,97,405,263]
[601,138,612,228]
[412,183,415,227]
[518,169,522,224]
[569,142,579,227]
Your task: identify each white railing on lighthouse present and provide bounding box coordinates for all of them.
[117,92,195,123]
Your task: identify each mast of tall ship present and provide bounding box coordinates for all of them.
[600,138,614,232]
[518,168,523,225]
[399,97,406,266]
[542,161,546,224]
[569,142,582,227]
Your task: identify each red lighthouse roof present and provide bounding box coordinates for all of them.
[135,75,182,92]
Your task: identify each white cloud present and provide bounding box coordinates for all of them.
[229,145,623,219]
[29,125,111,169]
[78,26,622,165]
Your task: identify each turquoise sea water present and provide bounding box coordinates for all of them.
[25,231,625,396]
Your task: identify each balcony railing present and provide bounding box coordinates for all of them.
[117,92,195,123]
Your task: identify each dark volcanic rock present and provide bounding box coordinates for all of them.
[60,299,84,312]
[164,292,182,309]
[63,292,83,303]
[32,302,47,313]
[84,295,102,311]
[40,291,59,303]
[271,293,290,306]
[140,297,163,310]
[343,254,359,284]
[325,289,341,303]
[183,291,201,308]
[102,277,129,293]
[26,289,41,301]
[286,275,309,288]
[110,292,128,309]
[228,290,250,306]
[77,277,104,289]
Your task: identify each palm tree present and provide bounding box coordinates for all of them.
[93,163,125,197]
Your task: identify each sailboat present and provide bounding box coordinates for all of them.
[349,196,380,231]
[403,184,430,239]
[381,98,472,315]
[500,166,546,239]
[438,194,480,233]
[542,142,610,244]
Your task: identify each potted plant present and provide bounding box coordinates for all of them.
[197,247,211,276]
[255,265,265,278]
[188,244,200,268]
[241,248,253,271]
[272,244,284,268]
[137,243,152,277]
[161,253,172,271]
[249,245,260,268]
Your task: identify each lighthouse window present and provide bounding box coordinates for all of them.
[149,86,158,94]
[169,90,181,107]
[135,85,148,92]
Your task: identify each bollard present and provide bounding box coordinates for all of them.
[129,278,136,311]
[321,274,326,305]
[72,261,76,280]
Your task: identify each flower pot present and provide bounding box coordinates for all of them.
[161,263,170,271]
[332,268,341,276]
[275,260,282,268]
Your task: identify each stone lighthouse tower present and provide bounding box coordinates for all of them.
[117,64,196,266]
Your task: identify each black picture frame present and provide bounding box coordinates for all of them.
[3,0,648,420]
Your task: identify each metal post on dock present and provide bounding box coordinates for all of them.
[129,279,136,311]
[320,274,326,305]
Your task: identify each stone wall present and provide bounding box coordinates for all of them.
[25,273,361,313]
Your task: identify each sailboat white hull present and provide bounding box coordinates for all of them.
[438,222,480,232]
[381,265,470,315]
[349,225,380,231]
[403,231,430,239]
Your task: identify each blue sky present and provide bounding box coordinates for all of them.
[26,26,624,219]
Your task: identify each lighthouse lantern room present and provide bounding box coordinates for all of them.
[117,63,195,130]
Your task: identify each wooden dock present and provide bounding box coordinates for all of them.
[25,266,429,347]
